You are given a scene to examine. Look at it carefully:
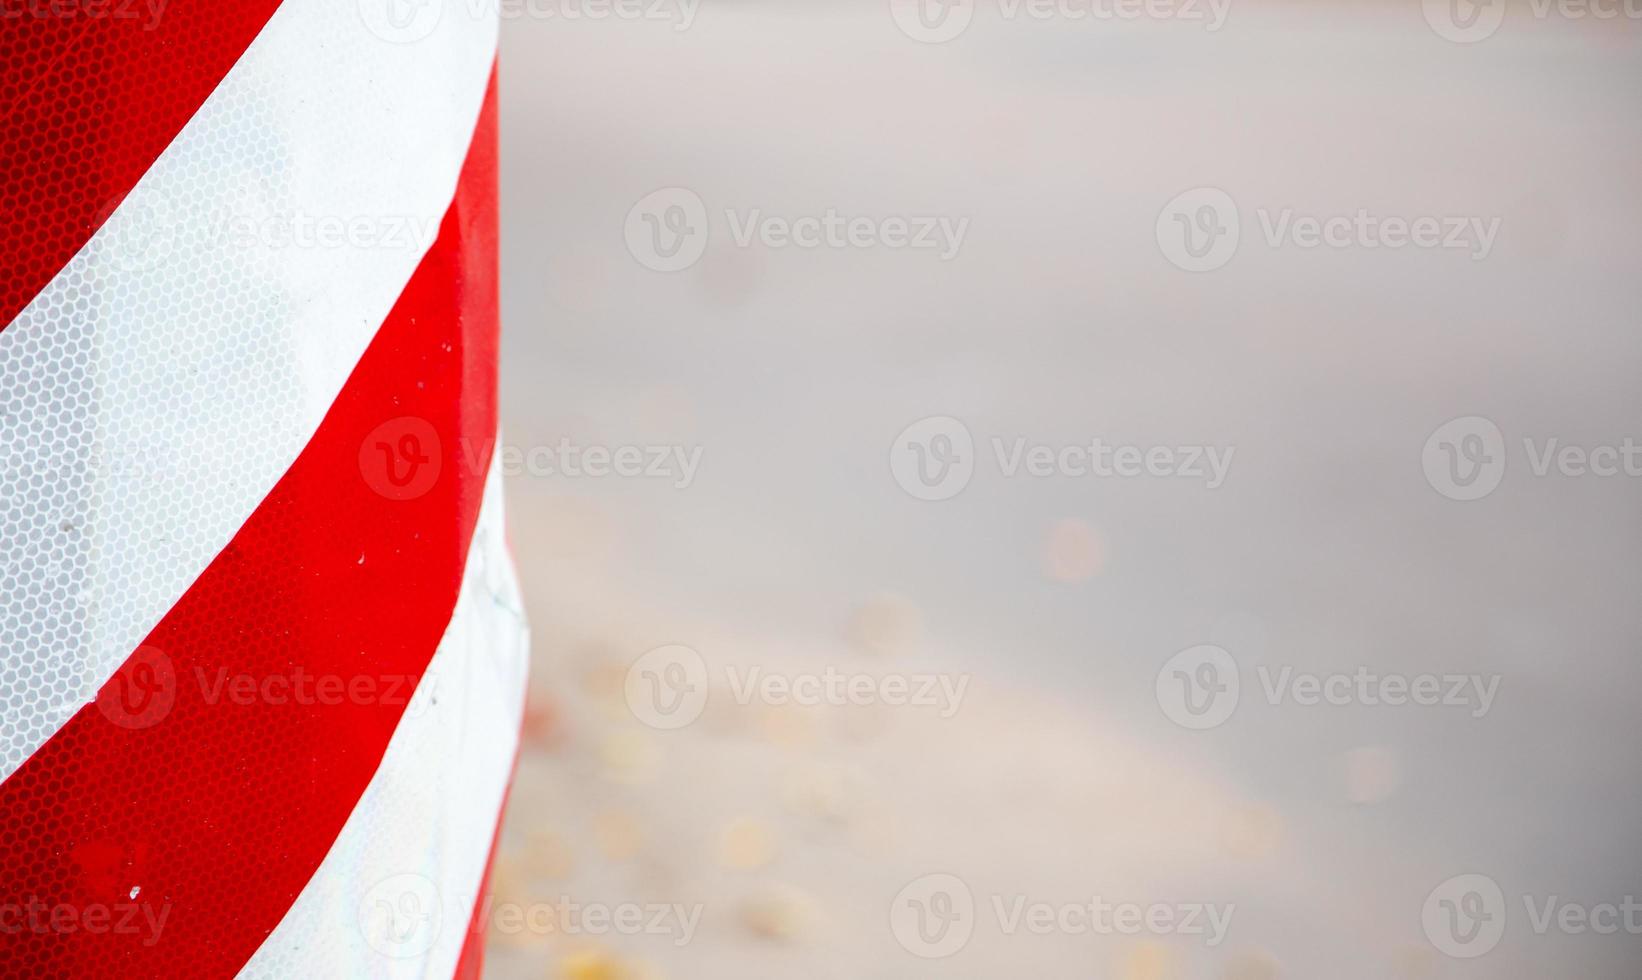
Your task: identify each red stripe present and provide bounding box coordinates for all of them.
[0,67,500,979]
[453,851,499,979]
[0,0,283,329]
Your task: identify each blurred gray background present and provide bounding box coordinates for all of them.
[486,2,1642,977]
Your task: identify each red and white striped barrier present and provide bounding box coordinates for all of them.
[0,2,526,975]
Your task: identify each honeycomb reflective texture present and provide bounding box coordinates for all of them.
[0,1,283,329]
[0,68,500,975]
[0,0,503,970]
[241,446,528,979]
[0,0,500,788]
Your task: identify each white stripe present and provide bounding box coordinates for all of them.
[0,1,498,782]
[238,448,528,980]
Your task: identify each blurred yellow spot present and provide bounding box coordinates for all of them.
[581,660,628,706]
[758,704,817,747]
[599,731,659,782]
[740,885,817,942]
[720,817,777,870]
[846,593,923,657]
[524,829,575,879]
[1044,518,1104,583]
[488,857,526,904]
[1393,945,1439,979]
[1220,803,1284,860]
[1118,940,1175,980]
[485,859,549,949]
[559,948,626,980]
[594,809,644,862]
